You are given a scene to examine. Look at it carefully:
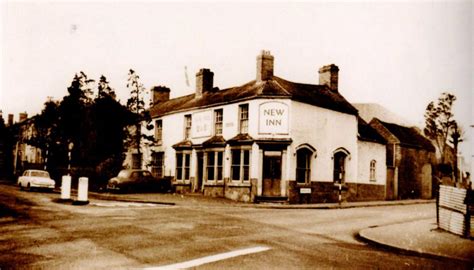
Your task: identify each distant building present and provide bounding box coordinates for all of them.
[126,51,389,203]
[8,113,45,176]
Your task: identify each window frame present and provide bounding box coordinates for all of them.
[205,150,224,182]
[214,109,223,136]
[151,151,164,178]
[155,119,163,145]
[230,147,251,182]
[184,114,192,139]
[238,104,249,134]
[296,148,312,184]
[175,151,191,182]
[369,159,376,182]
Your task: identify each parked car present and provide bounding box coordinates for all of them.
[18,170,56,191]
[106,169,171,193]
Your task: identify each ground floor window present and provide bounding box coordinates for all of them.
[132,153,142,169]
[231,149,250,182]
[151,152,164,178]
[370,160,376,182]
[296,148,312,184]
[206,151,224,182]
[176,152,191,181]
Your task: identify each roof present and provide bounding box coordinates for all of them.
[353,103,413,126]
[375,119,435,151]
[149,76,358,117]
[357,117,386,144]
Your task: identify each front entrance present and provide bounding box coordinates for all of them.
[262,151,282,197]
[196,152,204,192]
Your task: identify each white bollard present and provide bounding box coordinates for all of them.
[77,177,89,202]
[61,175,71,200]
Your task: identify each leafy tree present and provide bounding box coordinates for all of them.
[58,72,95,167]
[91,75,133,182]
[97,75,116,100]
[126,69,149,168]
[423,92,462,168]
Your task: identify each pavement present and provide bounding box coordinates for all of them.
[85,191,474,264]
[2,178,473,265]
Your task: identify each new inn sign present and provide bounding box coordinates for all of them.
[258,101,289,135]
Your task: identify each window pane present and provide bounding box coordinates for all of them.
[185,154,190,167]
[207,152,215,181]
[243,150,250,165]
[155,120,162,144]
[184,168,190,180]
[176,153,182,167]
[232,150,240,165]
[243,165,249,181]
[215,109,223,135]
[239,104,249,134]
[232,165,240,181]
[217,152,223,165]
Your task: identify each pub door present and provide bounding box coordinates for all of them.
[262,151,282,197]
[195,152,204,192]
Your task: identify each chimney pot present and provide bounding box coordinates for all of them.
[195,68,214,98]
[257,50,274,82]
[319,64,339,92]
[151,86,170,105]
[19,112,28,122]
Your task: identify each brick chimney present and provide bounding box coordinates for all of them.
[257,50,274,82]
[319,64,339,92]
[19,112,28,122]
[151,86,170,105]
[195,68,214,98]
[8,114,13,126]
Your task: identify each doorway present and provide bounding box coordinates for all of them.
[262,151,282,197]
[196,152,204,192]
[333,151,347,183]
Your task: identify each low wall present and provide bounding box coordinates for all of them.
[288,181,386,204]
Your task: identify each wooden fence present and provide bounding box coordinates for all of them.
[437,185,473,238]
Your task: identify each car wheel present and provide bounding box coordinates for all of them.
[26,183,31,192]
[19,182,23,191]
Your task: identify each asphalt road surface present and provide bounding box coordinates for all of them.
[0,183,469,269]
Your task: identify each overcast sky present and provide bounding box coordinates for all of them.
[1,1,472,157]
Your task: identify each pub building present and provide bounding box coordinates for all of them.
[126,50,389,203]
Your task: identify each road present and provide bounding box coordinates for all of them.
[0,182,469,269]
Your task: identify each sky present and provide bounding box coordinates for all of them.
[1,1,472,159]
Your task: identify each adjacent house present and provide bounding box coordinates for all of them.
[129,51,388,203]
[369,118,436,199]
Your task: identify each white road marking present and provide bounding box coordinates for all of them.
[144,246,271,270]
[91,202,165,208]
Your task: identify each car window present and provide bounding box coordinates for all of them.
[142,171,152,177]
[131,172,139,179]
[23,171,29,176]
[31,171,49,178]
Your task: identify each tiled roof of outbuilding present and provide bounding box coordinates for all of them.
[376,119,435,151]
[149,76,358,117]
[357,117,386,144]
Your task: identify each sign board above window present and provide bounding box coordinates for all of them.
[258,101,289,135]
[192,110,212,138]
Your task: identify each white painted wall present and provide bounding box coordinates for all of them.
[137,98,371,189]
[289,101,359,183]
[357,140,386,185]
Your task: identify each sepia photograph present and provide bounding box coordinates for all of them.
[0,0,472,269]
